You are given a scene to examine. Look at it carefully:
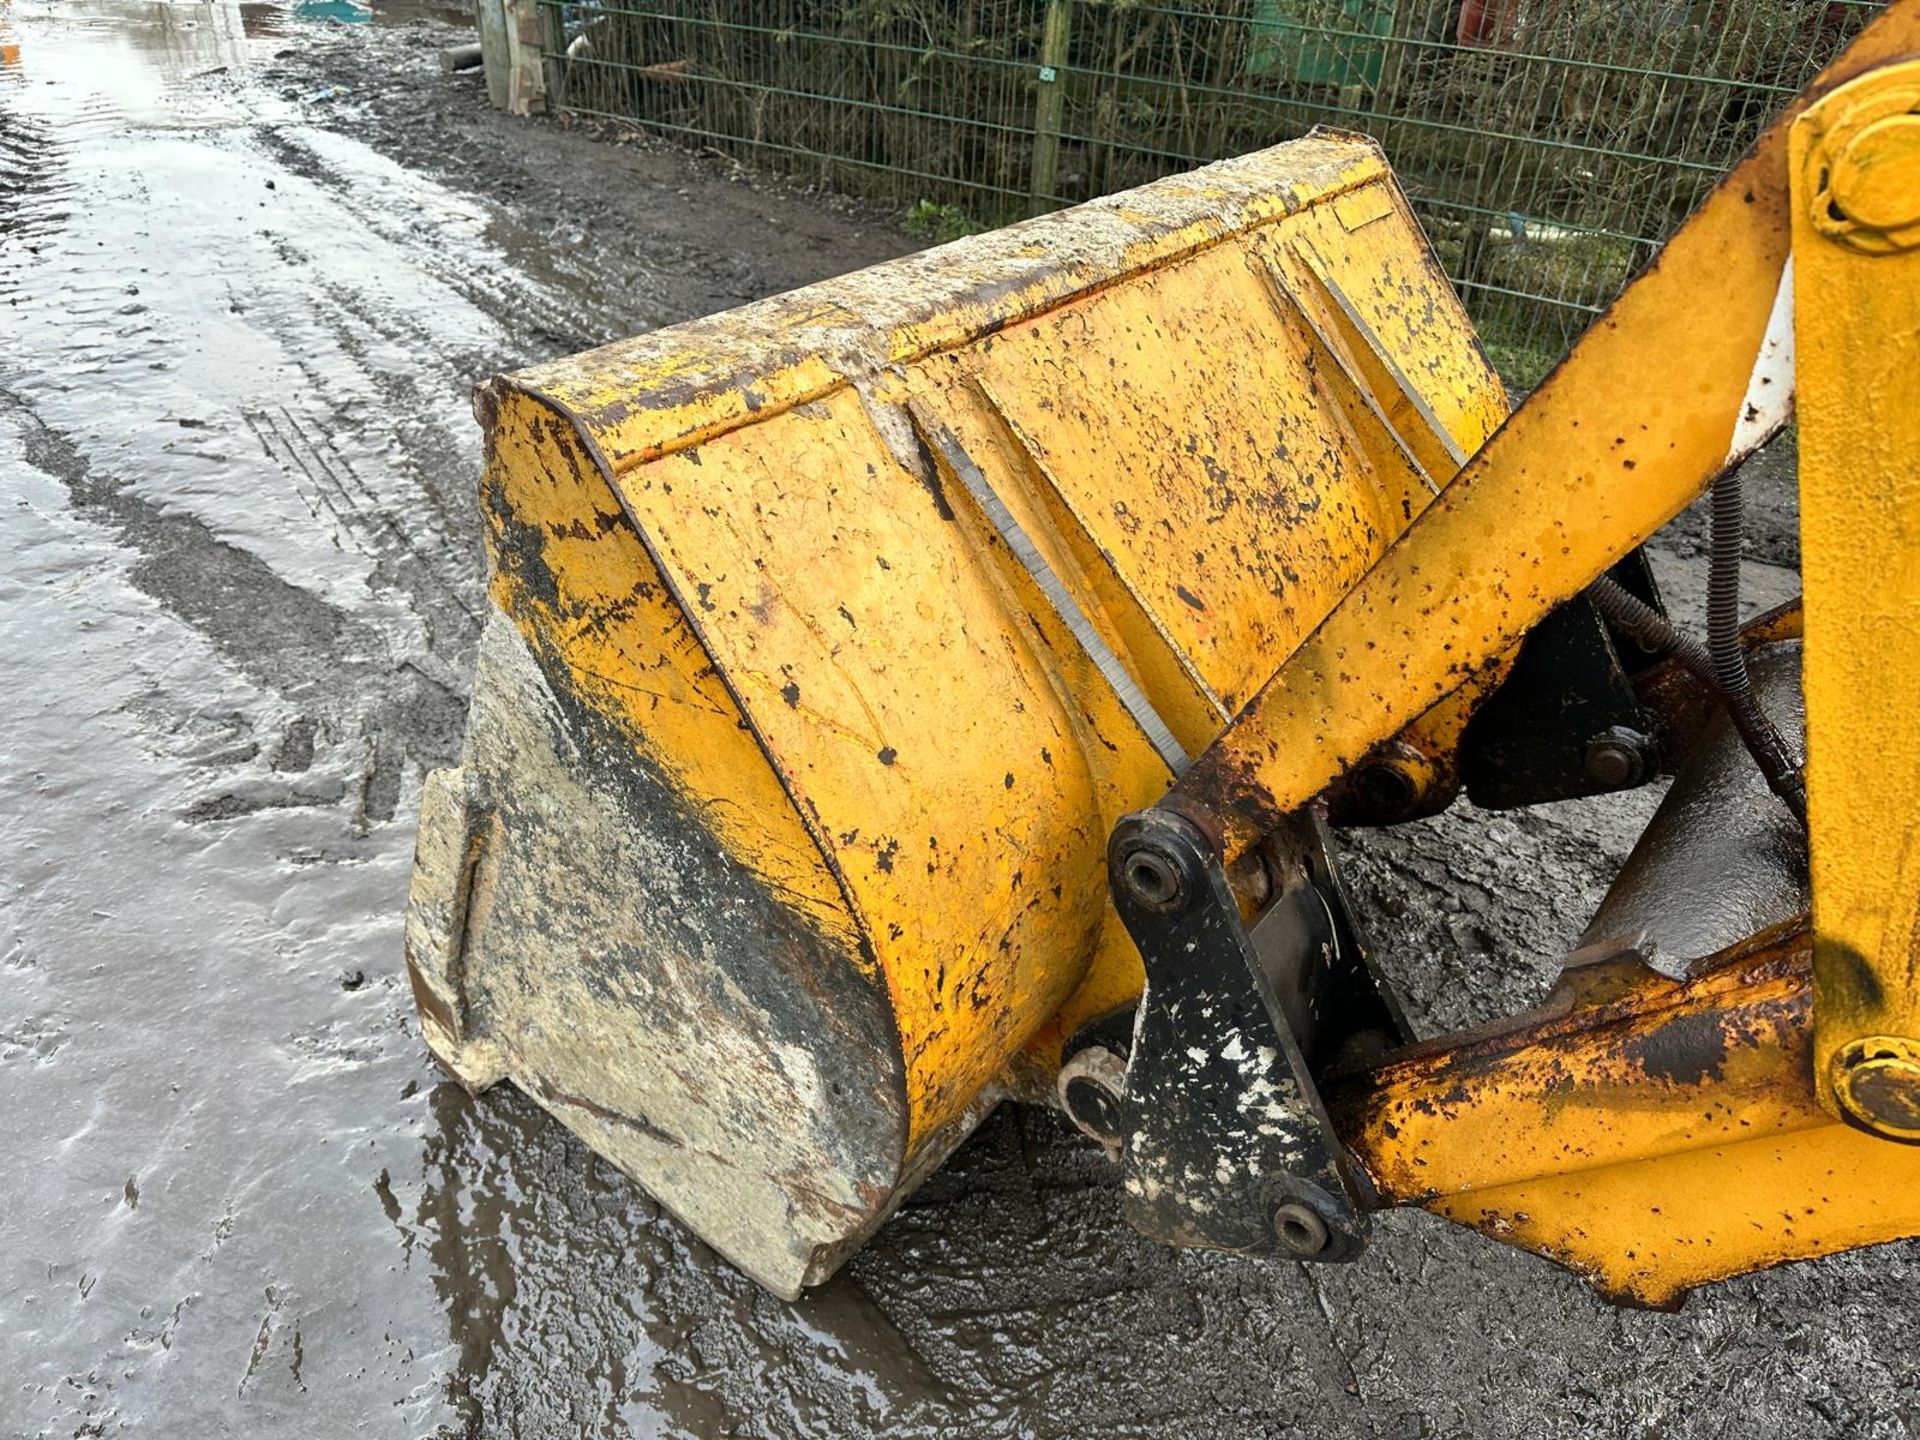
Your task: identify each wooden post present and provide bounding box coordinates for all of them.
[477,0,553,115]
[1030,0,1072,214]
[474,0,511,111]
[503,0,550,116]
[539,0,568,115]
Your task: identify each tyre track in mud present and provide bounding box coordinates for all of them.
[4,386,466,827]
[0,9,530,1431]
[0,46,479,825]
[1,7,955,1438]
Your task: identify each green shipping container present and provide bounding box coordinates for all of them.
[1246,0,1396,88]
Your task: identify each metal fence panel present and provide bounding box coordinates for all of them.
[537,0,1879,380]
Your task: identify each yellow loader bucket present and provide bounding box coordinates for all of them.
[405,132,1507,1296]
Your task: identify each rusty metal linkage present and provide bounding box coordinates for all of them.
[1329,924,1920,1309]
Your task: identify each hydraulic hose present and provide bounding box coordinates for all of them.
[1705,468,1807,823]
[1588,573,1713,685]
[1589,558,1807,826]
[1707,466,1752,702]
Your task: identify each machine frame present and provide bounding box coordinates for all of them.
[1084,17,1920,1307]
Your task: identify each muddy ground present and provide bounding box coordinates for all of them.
[2,4,1915,1437]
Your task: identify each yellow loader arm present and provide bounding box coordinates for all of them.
[408,0,1920,1306]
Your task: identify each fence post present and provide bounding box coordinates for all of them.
[1030,0,1073,214]
[539,0,567,116]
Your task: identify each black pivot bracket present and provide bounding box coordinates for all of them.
[1079,807,1405,1263]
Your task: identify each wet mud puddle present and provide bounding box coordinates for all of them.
[0,3,966,1435]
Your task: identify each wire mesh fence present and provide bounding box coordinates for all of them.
[536,0,1880,380]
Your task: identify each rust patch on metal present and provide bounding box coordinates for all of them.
[1623,1005,1734,1086]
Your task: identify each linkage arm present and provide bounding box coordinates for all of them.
[1142,0,1920,870]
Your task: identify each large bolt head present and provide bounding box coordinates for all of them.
[1830,114,1920,235]
[1831,1035,1920,1143]
[1585,726,1650,790]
